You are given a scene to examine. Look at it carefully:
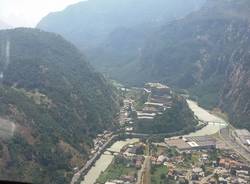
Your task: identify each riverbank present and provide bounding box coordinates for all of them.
[185,100,228,137]
[73,96,230,184]
[71,135,118,184]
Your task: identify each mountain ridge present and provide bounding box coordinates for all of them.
[135,0,250,130]
[37,0,206,50]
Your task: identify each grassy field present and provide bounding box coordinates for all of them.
[151,165,168,184]
[96,160,137,184]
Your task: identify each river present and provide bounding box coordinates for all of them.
[81,138,139,184]
[186,100,228,137]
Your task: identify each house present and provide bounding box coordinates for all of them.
[201,154,208,161]
[121,175,136,182]
[156,155,167,165]
[219,158,239,169]
[192,167,204,178]
[151,156,157,165]
[218,177,227,184]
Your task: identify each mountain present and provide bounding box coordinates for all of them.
[37,0,205,73]
[37,0,205,49]
[131,0,250,130]
[0,28,118,183]
[37,0,250,131]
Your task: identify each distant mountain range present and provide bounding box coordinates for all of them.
[0,28,118,184]
[37,0,205,50]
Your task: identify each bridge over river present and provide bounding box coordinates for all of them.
[186,100,228,137]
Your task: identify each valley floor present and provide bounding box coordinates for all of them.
[72,83,250,184]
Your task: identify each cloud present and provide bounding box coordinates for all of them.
[0,0,84,27]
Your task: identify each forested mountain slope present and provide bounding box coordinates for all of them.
[0,28,118,183]
[134,0,250,130]
[37,0,250,131]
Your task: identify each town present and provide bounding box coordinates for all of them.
[73,83,250,184]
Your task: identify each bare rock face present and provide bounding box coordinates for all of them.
[0,118,15,139]
[220,50,250,129]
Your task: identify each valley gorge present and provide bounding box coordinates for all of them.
[0,0,250,183]
[38,0,250,131]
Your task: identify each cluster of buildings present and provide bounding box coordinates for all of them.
[214,157,250,184]
[164,149,250,184]
[120,98,136,132]
[123,154,145,169]
[151,155,169,165]
[102,142,146,184]
[165,135,217,153]
[137,83,173,121]
[122,143,145,156]
[120,99,134,126]
[91,131,113,154]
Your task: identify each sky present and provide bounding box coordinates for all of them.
[0,0,85,27]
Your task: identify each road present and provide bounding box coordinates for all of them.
[70,135,117,184]
[137,156,150,184]
[142,156,151,184]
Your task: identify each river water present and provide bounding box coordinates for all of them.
[81,138,139,184]
[186,100,228,137]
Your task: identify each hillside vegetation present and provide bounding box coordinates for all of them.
[0,28,118,183]
[134,0,250,130]
[136,96,198,135]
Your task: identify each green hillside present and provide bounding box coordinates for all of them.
[0,28,119,183]
[134,0,250,130]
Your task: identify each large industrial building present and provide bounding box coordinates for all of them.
[165,136,216,152]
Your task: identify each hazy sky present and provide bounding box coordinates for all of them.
[0,0,85,27]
